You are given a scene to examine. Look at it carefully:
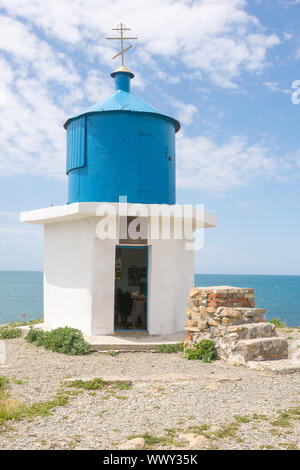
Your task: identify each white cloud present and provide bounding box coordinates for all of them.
[0,75,66,178]
[263,81,291,94]
[176,133,297,193]
[0,16,79,85]
[0,0,281,84]
[279,0,300,6]
[170,99,198,125]
[0,1,285,180]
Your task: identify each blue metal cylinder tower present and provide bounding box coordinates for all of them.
[64,67,180,205]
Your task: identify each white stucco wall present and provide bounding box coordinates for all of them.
[23,203,215,336]
[147,238,194,335]
[44,218,118,335]
[44,219,95,334]
[90,236,116,335]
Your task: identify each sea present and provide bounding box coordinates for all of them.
[0,271,299,327]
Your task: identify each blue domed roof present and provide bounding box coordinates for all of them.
[64,70,180,132]
[87,90,162,115]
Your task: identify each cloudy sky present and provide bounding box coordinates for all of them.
[0,0,300,274]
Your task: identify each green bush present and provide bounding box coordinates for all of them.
[25,326,91,356]
[269,318,285,328]
[184,339,219,362]
[25,326,44,344]
[0,327,22,339]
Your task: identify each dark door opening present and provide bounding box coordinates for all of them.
[114,246,148,330]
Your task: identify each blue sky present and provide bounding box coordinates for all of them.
[0,0,300,274]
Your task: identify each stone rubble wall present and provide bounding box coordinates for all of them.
[184,287,288,365]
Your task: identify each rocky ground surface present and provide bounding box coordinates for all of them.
[0,327,300,451]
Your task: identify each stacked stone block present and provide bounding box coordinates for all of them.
[184,287,288,365]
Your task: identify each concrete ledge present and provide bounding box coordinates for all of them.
[20,202,217,228]
[247,359,300,374]
[86,330,186,351]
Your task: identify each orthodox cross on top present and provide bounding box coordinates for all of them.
[106,22,137,67]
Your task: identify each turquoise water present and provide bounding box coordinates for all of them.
[0,271,43,325]
[0,271,299,327]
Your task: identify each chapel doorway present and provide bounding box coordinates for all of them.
[114,246,148,330]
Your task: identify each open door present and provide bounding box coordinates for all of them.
[114,246,148,330]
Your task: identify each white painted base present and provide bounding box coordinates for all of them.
[21,203,216,336]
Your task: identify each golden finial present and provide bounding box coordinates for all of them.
[106,22,137,67]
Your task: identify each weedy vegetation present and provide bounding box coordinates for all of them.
[0,376,9,393]
[66,378,104,391]
[126,432,183,449]
[184,340,219,362]
[0,374,69,426]
[0,317,43,340]
[107,350,119,357]
[0,327,22,340]
[270,407,300,427]
[269,318,285,328]
[25,326,91,355]
[155,342,184,353]
[65,378,132,394]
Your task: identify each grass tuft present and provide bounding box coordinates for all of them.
[127,432,177,448]
[271,407,300,427]
[234,415,252,424]
[0,392,69,426]
[0,376,9,393]
[107,350,119,357]
[112,382,132,391]
[269,318,285,328]
[214,421,240,439]
[66,378,104,391]
[188,424,210,434]
[155,343,184,353]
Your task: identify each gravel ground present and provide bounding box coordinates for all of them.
[0,329,300,451]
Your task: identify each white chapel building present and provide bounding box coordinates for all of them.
[21,26,216,336]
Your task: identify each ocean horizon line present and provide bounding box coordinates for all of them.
[0,270,300,277]
[0,271,299,327]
